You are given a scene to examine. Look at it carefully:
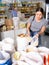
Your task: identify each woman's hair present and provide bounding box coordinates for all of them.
[36,7,44,15]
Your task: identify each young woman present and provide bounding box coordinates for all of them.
[27,7,48,47]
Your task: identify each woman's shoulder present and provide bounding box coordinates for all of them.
[42,18,47,21]
[42,18,48,25]
[29,16,34,19]
[41,18,48,23]
[27,16,34,23]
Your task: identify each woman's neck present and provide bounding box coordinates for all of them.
[35,17,41,22]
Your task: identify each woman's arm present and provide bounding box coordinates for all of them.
[38,26,46,36]
[26,16,34,36]
[27,22,31,36]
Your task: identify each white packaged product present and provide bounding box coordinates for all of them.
[38,46,49,54]
[31,35,38,47]
[23,57,42,65]
[12,51,43,65]
[25,52,43,64]
[12,60,29,65]
[2,37,15,52]
[16,36,28,51]
[12,51,27,63]
[2,37,14,44]
[0,51,10,64]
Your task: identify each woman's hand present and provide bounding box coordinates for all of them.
[38,26,46,36]
[36,33,39,38]
[27,31,30,36]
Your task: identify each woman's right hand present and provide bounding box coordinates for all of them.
[27,31,30,36]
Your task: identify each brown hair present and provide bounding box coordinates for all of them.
[36,7,44,15]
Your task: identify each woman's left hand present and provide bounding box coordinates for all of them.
[36,33,39,37]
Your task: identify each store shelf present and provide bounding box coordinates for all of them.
[17,2,41,18]
[0,15,7,18]
[0,3,7,18]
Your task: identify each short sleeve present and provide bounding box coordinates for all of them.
[44,19,48,27]
[27,16,34,23]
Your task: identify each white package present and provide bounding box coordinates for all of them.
[31,35,38,47]
[25,52,43,63]
[0,51,10,64]
[2,37,15,52]
[12,60,29,65]
[38,47,49,54]
[16,36,28,51]
[23,56,42,65]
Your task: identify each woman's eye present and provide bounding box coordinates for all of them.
[37,14,42,16]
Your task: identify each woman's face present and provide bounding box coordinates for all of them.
[35,11,43,20]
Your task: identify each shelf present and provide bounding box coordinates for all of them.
[18,6,37,18]
[0,2,41,18]
[0,3,7,18]
[0,15,7,18]
[17,2,41,18]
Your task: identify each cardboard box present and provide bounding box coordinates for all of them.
[5,19,13,26]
